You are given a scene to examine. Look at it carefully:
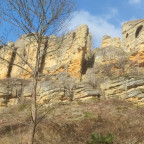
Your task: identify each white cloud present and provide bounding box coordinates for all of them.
[102,8,118,20]
[129,0,141,4]
[66,10,121,48]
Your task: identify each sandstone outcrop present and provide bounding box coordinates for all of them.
[0,78,101,108]
[100,76,144,105]
[1,76,144,108]
[101,35,121,48]
[0,25,92,80]
[95,46,127,64]
[0,46,13,79]
[121,19,144,52]
[1,18,144,109]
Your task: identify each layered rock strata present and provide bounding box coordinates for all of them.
[0,78,101,108]
[100,76,144,105]
[1,18,144,109]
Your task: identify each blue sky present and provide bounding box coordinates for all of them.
[67,0,144,47]
[1,0,144,47]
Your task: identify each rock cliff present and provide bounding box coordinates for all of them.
[101,35,121,48]
[100,76,144,105]
[0,25,92,80]
[1,19,144,109]
[121,19,144,52]
[0,78,101,108]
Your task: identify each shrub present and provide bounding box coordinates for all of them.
[17,100,31,112]
[83,112,95,119]
[88,132,114,144]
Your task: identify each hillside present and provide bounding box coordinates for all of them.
[0,18,144,143]
[0,99,144,144]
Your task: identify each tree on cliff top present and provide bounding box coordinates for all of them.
[0,0,75,143]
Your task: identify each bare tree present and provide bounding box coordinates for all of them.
[114,49,129,75]
[0,0,75,143]
[99,47,130,77]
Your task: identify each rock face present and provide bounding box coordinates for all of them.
[0,79,30,107]
[101,35,121,48]
[0,78,101,108]
[100,76,144,105]
[2,18,144,109]
[0,25,92,80]
[94,46,127,64]
[121,19,144,52]
[121,19,144,73]
[42,25,92,79]
[0,47,12,79]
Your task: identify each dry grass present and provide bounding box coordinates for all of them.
[0,99,144,144]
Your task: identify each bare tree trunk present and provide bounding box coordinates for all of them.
[30,78,37,144]
[30,39,41,144]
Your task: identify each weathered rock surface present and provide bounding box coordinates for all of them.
[121,19,144,52]
[74,82,101,100]
[1,18,144,108]
[2,76,144,108]
[95,46,127,64]
[0,79,30,107]
[100,76,144,104]
[101,35,121,48]
[0,46,13,79]
[120,19,144,75]
[0,78,101,108]
[0,25,92,80]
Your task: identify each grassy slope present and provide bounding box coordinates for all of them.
[0,99,144,144]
